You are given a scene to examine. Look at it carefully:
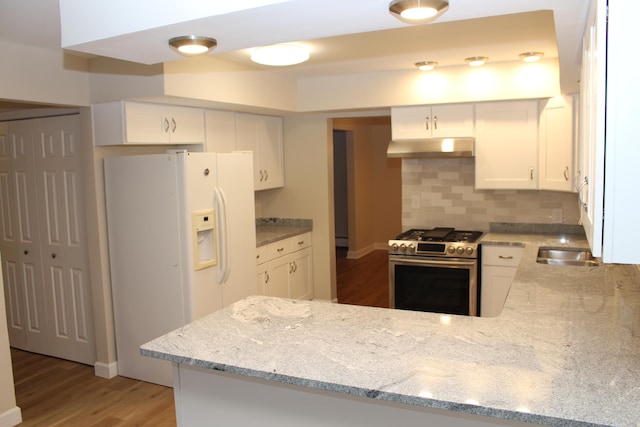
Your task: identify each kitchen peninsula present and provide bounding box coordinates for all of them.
[142,233,640,427]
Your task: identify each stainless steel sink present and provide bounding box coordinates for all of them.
[536,246,598,266]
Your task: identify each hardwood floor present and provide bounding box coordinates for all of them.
[11,349,176,426]
[336,248,390,308]
[9,250,386,426]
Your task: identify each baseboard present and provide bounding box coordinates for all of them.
[0,406,22,427]
[346,242,389,259]
[94,360,118,379]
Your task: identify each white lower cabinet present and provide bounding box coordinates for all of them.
[256,232,313,300]
[480,245,523,317]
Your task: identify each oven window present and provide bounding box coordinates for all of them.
[394,264,471,315]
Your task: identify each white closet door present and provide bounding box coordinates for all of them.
[32,115,95,365]
[1,120,49,354]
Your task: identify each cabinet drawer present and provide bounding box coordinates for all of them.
[267,238,292,260]
[482,245,524,267]
[291,232,312,251]
[256,246,268,265]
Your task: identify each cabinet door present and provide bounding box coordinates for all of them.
[481,266,517,317]
[124,102,171,143]
[391,106,432,139]
[431,104,475,138]
[257,263,269,296]
[475,101,538,189]
[236,113,284,191]
[539,96,574,192]
[259,115,284,190]
[267,256,290,298]
[205,110,236,152]
[289,248,313,300]
[168,106,205,144]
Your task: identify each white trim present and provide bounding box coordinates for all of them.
[94,361,118,379]
[0,406,22,427]
[346,242,388,259]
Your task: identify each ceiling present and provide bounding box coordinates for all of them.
[0,0,591,111]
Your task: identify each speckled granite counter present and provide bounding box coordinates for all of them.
[142,233,640,427]
[256,217,312,247]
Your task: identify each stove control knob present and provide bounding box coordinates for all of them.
[466,247,474,255]
[447,246,456,254]
[407,244,415,254]
[399,243,406,254]
[390,243,398,253]
[456,246,465,255]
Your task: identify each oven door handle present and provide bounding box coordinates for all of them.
[389,256,477,268]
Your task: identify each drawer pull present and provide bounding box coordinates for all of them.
[277,247,285,252]
[498,255,514,260]
[298,241,305,245]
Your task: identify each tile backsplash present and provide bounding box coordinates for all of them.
[402,158,580,231]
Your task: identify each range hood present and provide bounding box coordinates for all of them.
[387,137,475,159]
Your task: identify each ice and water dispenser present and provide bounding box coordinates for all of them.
[192,210,218,270]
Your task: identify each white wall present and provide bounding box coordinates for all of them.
[0,41,90,106]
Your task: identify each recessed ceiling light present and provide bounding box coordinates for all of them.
[389,0,449,24]
[519,52,544,62]
[168,36,217,56]
[415,61,437,71]
[465,56,488,67]
[250,44,310,66]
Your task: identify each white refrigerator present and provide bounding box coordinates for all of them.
[104,151,257,386]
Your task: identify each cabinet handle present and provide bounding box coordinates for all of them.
[164,118,170,133]
[51,253,57,259]
[259,170,264,182]
[298,240,305,246]
[425,116,430,131]
[277,247,284,253]
[263,170,268,181]
[433,115,438,130]
[256,254,260,260]
[498,255,514,260]
[563,166,569,181]
[530,167,534,180]
[265,271,269,284]
[171,118,177,133]
[24,249,29,255]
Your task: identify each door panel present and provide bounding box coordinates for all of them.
[33,115,95,365]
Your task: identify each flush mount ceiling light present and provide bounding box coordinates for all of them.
[169,35,217,56]
[389,0,449,24]
[519,52,544,62]
[251,44,310,66]
[415,61,438,71]
[465,56,488,67]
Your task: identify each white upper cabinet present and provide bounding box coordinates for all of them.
[93,101,205,146]
[538,96,575,192]
[475,101,538,190]
[391,104,474,140]
[236,113,284,191]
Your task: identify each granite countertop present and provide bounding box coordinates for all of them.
[255,218,313,247]
[142,232,640,427]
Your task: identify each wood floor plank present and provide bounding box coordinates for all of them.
[336,249,389,308]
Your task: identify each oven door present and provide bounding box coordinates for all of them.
[389,256,478,316]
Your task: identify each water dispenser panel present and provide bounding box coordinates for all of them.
[192,209,217,270]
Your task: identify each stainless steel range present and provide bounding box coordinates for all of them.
[388,227,483,316]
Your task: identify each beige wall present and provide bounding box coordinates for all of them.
[255,114,336,301]
[333,117,401,257]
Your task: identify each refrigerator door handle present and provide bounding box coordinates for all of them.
[214,188,231,284]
